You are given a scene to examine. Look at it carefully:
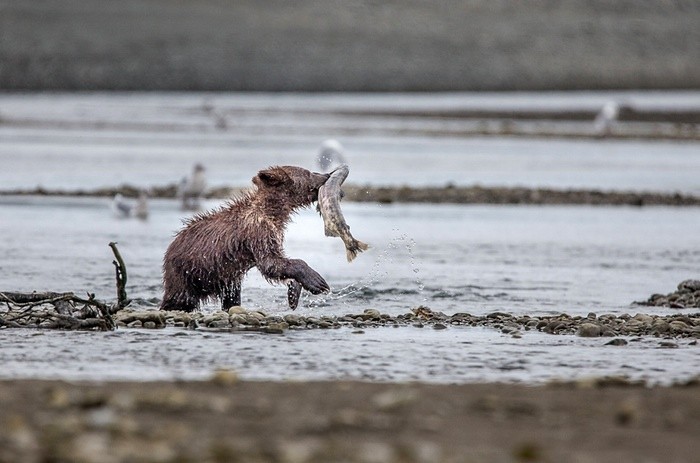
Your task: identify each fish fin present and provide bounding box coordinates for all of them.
[346,240,369,262]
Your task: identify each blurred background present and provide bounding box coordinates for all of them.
[1,0,698,91]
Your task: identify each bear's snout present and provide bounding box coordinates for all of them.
[309,172,331,199]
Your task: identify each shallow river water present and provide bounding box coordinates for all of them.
[1,92,699,384]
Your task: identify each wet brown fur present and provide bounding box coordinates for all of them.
[161,166,330,312]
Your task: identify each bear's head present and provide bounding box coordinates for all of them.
[253,166,330,209]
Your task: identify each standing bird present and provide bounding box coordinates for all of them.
[594,101,620,136]
[111,193,132,219]
[133,191,149,220]
[316,139,346,172]
[178,163,207,210]
[112,191,149,220]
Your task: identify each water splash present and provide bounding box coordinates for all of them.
[305,230,426,308]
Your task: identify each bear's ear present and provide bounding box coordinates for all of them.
[254,167,292,188]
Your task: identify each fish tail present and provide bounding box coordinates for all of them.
[346,240,369,262]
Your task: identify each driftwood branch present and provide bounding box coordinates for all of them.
[0,242,131,331]
[109,241,130,312]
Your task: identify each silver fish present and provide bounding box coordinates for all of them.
[318,165,369,262]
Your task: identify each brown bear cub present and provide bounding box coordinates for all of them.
[161,165,331,312]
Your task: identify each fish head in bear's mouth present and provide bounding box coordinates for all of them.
[308,171,331,203]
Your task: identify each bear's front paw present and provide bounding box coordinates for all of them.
[301,270,330,295]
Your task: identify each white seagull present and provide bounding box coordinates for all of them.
[594,101,620,136]
[178,163,207,210]
[316,139,346,172]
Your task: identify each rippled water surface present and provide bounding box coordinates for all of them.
[1,92,699,384]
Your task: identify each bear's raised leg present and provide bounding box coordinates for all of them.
[257,257,330,295]
[221,279,242,311]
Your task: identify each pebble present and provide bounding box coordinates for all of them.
[639,280,700,308]
[69,296,700,341]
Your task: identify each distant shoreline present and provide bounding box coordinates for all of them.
[2,184,699,207]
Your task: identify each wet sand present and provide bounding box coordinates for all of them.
[1,377,698,463]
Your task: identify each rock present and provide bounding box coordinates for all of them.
[143,321,157,329]
[621,319,644,333]
[127,320,142,328]
[577,323,601,337]
[207,320,230,329]
[362,308,381,320]
[229,314,247,324]
[678,279,700,291]
[486,311,511,319]
[658,341,679,348]
[605,338,628,346]
[283,314,303,326]
[651,320,670,335]
[669,320,690,333]
[118,310,165,326]
[632,314,654,324]
[227,306,247,315]
[263,322,289,334]
[433,323,447,330]
[243,315,261,326]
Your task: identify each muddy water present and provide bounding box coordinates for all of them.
[1,92,699,384]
